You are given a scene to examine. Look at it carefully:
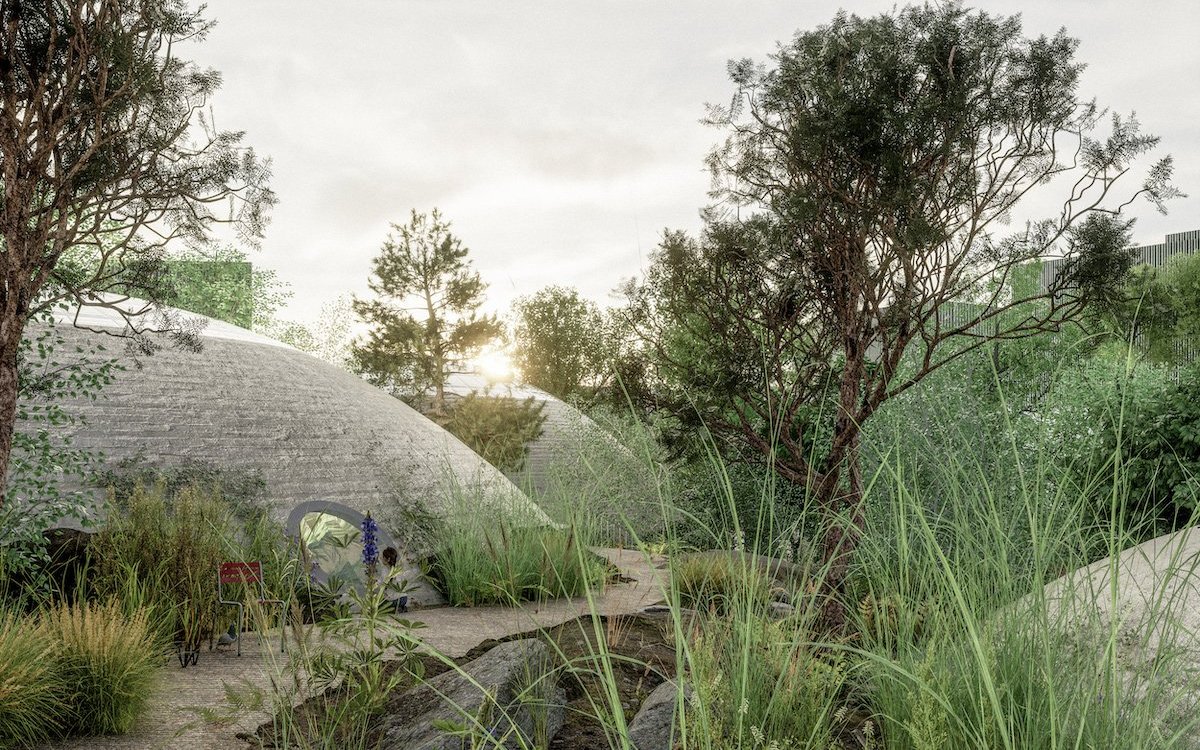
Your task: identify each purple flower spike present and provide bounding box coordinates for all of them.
[361,513,379,567]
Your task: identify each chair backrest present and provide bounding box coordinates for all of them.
[219,561,263,585]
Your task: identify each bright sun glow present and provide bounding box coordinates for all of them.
[473,348,516,383]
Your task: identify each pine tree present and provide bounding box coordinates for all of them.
[353,210,502,412]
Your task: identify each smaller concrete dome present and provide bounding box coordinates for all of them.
[439,373,665,541]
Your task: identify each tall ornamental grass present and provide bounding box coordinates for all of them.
[669,552,774,615]
[87,481,296,645]
[523,404,673,547]
[621,346,1199,749]
[853,446,1200,749]
[431,519,606,607]
[40,600,161,736]
[251,347,1200,749]
[88,483,229,645]
[0,602,161,745]
[0,609,63,746]
[850,348,1200,749]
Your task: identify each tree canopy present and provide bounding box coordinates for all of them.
[266,295,356,371]
[353,209,502,409]
[0,0,274,505]
[511,285,613,401]
[1110,253,1200,364]
[623,3,1177,620]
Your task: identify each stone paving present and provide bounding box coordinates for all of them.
[40,548,667,750]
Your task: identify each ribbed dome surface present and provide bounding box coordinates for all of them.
[440,374,617,493]
[437,373,661,543]
[30,300,549,537]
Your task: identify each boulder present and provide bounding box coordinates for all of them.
[379,639,564,749]
[628,679,690,750]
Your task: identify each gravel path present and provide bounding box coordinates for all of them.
[40,548,667,750]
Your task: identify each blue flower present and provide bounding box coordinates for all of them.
[361,513,379,567]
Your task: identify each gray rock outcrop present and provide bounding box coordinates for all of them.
[379,639,564,749]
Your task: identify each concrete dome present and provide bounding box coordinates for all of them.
[440,373,624,494]
[30,299,550,543]
[440,373,664,541]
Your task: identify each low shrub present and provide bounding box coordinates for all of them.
[434,392,546,473]
[670,455,811,558]
[1093,360,1200,528]
[0,609,63,745]
[40,600,161,736]
[91,458,270,523]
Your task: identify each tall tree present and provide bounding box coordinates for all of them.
[627,4,1177,623]
[0,0,274,507]
[511,285,612,401]
[353,209,502,410]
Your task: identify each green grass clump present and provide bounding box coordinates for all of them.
[0,602,162,744]
[89,482,230,645]
[690,614,847,749]
[87,481,295,645]
[430,521,606,607]
[670,552,774,615]
[0,609,63,746]
[40,600,161,736]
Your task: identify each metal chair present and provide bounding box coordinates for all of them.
[217,561,286,656]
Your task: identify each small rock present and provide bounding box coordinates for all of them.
[628,680,690,750]
[639,604,673,615]
[769,602,795,620]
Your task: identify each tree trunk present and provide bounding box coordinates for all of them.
[423,284,446,416]
[432,369,446,415]
[0,333,22,509]
[816,329,868,633]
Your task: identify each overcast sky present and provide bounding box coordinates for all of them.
[189,1,1200,326]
